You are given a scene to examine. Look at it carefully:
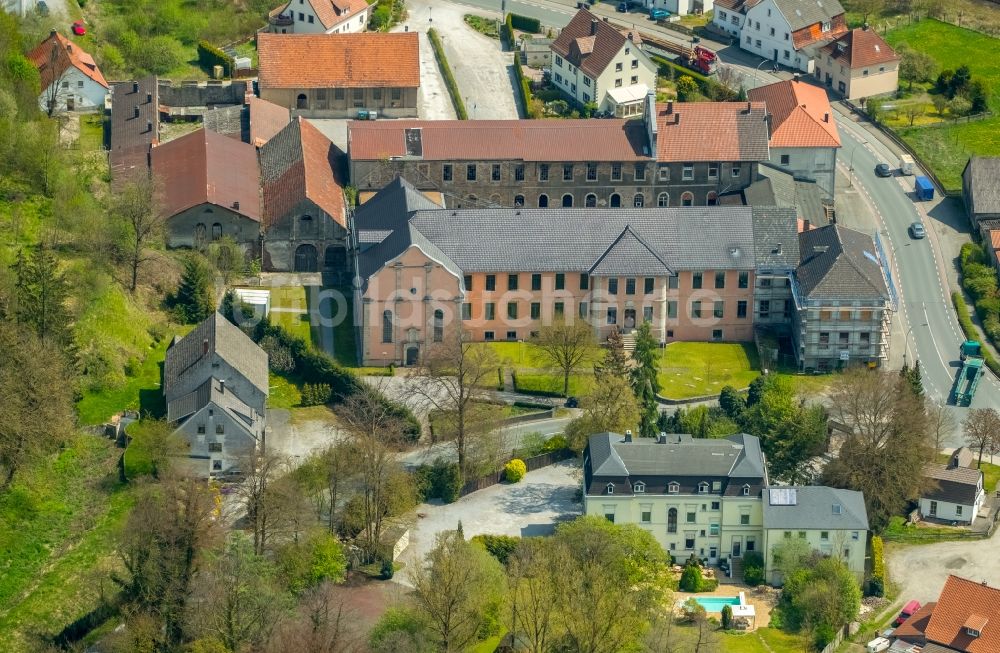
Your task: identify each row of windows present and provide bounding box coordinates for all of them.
[610,481,752,496]
[464,271,750,293]
[817,331,873,347]
[459,299,750,323]
[382,309,445,343]
[196,424,226,435]
[440,162,744,184]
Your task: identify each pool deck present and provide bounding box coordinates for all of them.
[674,584,777,628]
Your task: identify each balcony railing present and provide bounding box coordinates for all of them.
[269,12,293,26]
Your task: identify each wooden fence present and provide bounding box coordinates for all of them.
[818,622,859,653]
[459,448,574,496]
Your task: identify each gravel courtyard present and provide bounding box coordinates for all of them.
[395,460,582,584]
[888,528,1000,604]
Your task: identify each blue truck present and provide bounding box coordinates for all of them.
[914,176,934,201]
[952,340,985,406]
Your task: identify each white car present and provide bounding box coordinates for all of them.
[866,637,891,653]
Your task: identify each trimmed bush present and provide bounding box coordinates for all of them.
[504,458,527,483]
[743,550,765,586]
[869,535,886,597]
[953,291,1000,376]
[510,13,541,33]
[196,40,234,77]
[471,534,520,565]
[721,604,733,629]
[415,458,463,503]
[428,28,468,119]
[513,49,540,119]
[541,434,569,453]
[679,565,703,592]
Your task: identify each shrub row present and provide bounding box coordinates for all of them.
[510,13,540,33]
[512,47,540,118]
[870,535,886,597]
[196,40,233,77]
[501,13,515,47]
[471,534,520,565]
[428,28,468,120]
[250,320,421,441]
[414,458,463,503]
[952,291,1000,377]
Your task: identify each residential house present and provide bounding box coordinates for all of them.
[892,575,1000,653]
[151,128,262,252]
[347,95,770,209]
[962,158,1000,266]
[583,431,769,563]
[108,77,159,183]
[550,9,657,115]
[748,79,841,201]
[760,486,869,585]
[257,32,419,118]
[920,447,985,525]
[259,117,349,273]
[816,26,899,99]
[794,223,895,370]
[203,95,291,147]
[713,0,848,73]
[750,204,801,332]
[354,177,797,365]
[28,30,108,113]
[265,0,371,34]
[163,313,269,476]
[644,0,715,17]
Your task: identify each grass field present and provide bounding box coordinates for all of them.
[78,114,104,151]
[657,342,760,399]
[481,341,602,397]
[77,336,169,425]
[0,436,133,651]
[885,19,1000,191]
[722,627,811,652]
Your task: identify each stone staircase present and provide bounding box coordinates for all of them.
[620,331,636,353]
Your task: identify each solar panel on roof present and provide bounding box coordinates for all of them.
[769,488,797,505]
[404,128,423,158]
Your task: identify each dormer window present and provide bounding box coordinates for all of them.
[833,504,843,515]
[606,483,615,495]
[698,482,710,493]
[668,482,680,494]
[967,628,981,637]
[742,484,751,496]
[634,482,646,493]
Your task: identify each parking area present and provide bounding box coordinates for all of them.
[395,460,581,583]
[887,529,1000,604]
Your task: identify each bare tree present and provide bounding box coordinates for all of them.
[532,318,596,397]
[41,38,72,117]
[927,400,957,452]
[964,408,1000,468]
[410,328,501,477]
[321,443,359,534]
[234,451,302,555]
[269,582,362,653]
[109,176,164,293]
[336,387,416,561]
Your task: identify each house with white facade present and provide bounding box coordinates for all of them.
[920,447,985,525]
[641,0,715,17]
[550,9,657,115]
[712,0,848,73]
[27,30,109,114]
[265,0,371,34]
[748,79,841,201]
[761,486,869,585]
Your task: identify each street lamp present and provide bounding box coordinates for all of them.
[848,140,868,188]
[902,324,914,368]
[752,58,770,88]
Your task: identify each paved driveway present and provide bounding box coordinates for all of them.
[887,530,1000,604]
[395,460,582,584]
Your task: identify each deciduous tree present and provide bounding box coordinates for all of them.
[564,374,640,451]
[505,537,565,653]
[109,176,164,293]
[532,317,595,397]
[926,400,956,452]
[964,408,1000,468]
[897,44,937,90]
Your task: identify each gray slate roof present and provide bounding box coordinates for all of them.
[587,432,767,479]
[773,0,846,32]
[761,485,868,531]
[167,376,262,438]
[589,226,674,276]
[745,163,828,227]
[203,105,247,142]
[923,463,982,505]
[797,224,890,301]
[963,157,1000,218]
[163,313,269,398]
[750,205,800,271]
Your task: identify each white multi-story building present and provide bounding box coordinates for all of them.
[264,0,371,34]
[550,9,657,115]
[27,30,109,114]
[712,0,848,73]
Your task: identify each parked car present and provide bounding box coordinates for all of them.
[866,638,890,653]
[894,600,921,626]
[37,0,49,16]
[617,2,629,11]
[650,8,669,20]
[71,21,87,36]
[909,222,926,239]
[875,162,892,177]
[564,396,579,408]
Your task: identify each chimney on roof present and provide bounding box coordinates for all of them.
[202,338,209,356]
[232,200,240,210]
[744,101,752,114]
[666,100,673,114]
[220,379,225,394]
[764,113,772,134]
[675,112,680,125]
[132,80,139,93]
[147,92,152,104]
[134,106,140,118]
[50,28,57,37]
[624,429,633,443]
[603,16,609,22]
[824,112,830,122]
[147,119,153,133]
[862,22,869,31]
[628,31,635,41]
[591,18,599,35]
[66,43,72,53]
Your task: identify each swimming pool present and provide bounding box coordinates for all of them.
[690,596,742,612]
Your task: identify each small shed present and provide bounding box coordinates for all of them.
[521,37,554,68]
[235,288,271,317]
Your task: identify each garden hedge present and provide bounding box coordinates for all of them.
[197,40,233,77]
[870,535,886,597]
[952,291,1000,377]
[510,13,541,33]
[428,28,468,119]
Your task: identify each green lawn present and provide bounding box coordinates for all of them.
[76,334,171,425]
[78,114,104,150]
[268,372,303,409]
[0,436,133,651]
[722,628,811,652]
[882,515,978,543]
[657,342,760,399]
[261,285,317,345]
[885,19,1000,192]
[481,341,603,397]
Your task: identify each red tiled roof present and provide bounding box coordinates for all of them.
[151,128,261,222]
[894,602,936,643]
[819,27,899,69]
[989,229,1000,254]
[792,14,848,49]
[248,96,290,147]
[551,8,640,79]
[258,33,420,89]
[28,31,108,91]
[655,101,770,162]
[310,0,369,30]
[348,119,650,162]
[924,576,1000,652]
[748,80,841,149]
